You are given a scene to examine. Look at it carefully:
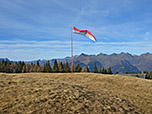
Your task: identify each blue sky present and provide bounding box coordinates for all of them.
[0,0,152,61]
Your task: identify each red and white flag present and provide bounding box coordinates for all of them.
[73,27,97,42]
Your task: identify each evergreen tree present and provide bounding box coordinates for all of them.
[1,60,6,72]
[10,62,15,73]
[101,66,107,74]
[14,62,18,73]
[107,67,113,74]
[46,61,51,72]
[115,70,119,74]
[60,62,64,72]
[26,64,30,72]
[3,61,8,72]
[81,66,86,72]
[0,61,2,72]
[18,61,22,73]
[86,65,90,72]
[58,62,63,73]
[43,64,47,72]
[94,62,98,73]
[2,61,7,73]
[62,61,66,72]
[78,64,82,72]
[65,62,70,73]
[30,63,34,72]
[22,64,26,73]
[105,69,107,74]
[37,66,42,72]
[22,61,25,67]
[101,66,105,74]
[33,65,37,72]
[136,73,139,78]
[145,72,148,79]
[53,59,59,73]
[74,64,82,72]
[37,61,40,66]
[5,61,11,73]
[33,61,40,72]
[99,66,102,73]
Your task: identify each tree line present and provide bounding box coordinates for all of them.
[0,59,113,74]
[94,63,113,74]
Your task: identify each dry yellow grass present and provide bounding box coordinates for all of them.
[0,73,152,114]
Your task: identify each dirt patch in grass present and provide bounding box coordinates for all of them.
[0,73,152,114]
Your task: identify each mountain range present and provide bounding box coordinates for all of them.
[1,52,152,73]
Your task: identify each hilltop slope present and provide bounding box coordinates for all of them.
[0,73,152,114]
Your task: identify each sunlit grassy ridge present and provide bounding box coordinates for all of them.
[0,73,152,113]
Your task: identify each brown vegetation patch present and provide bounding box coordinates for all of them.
[0,73,152,114]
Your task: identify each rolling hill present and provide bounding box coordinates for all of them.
[0,73,152,113]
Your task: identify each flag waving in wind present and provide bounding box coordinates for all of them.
[71,27,97,72]
[73,27,97,42]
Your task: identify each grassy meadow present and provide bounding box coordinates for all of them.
[0,73,152,114]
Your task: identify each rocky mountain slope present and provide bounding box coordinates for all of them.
[72,52,152,73]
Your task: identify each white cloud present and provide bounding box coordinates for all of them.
[0,39,152,60]
[0,0,152,60]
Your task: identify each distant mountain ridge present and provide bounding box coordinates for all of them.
[1,52,152,73]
